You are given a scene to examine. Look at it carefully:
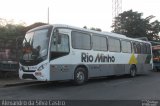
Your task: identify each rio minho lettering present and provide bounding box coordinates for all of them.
[81,52,115,63]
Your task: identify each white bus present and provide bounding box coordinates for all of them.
[19,24,153,85]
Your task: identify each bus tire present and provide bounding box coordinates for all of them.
[130,65,137,77]
[73,67,87,85]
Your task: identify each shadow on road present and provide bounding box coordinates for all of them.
[22,72,153,90]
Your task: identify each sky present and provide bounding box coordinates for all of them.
[0,0,160,31]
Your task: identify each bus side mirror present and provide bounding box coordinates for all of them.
[54,29,61,44]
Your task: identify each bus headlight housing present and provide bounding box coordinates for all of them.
[38,63,48,71]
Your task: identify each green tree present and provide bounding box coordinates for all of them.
[0,18,26,38]
[0,20,47,39]
[90,27,102,32]
[25,22,47,32]
[0,24,26,38]
[112,10,160,41]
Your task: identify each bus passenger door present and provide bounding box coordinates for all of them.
[50,28,71,81]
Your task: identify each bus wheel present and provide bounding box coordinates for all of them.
[74,67,87,85]
[130,65,137,77]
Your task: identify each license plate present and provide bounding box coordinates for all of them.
[23,66,37,71]
[29,67,37,70]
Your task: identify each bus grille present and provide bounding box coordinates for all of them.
[22,74,37,79]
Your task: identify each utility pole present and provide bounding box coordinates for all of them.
[48,7,50,24]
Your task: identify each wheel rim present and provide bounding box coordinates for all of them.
[76,71,84,82]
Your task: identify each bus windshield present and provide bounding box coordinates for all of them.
[20,28,51,65]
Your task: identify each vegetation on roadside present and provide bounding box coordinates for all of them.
[112,10,160,41]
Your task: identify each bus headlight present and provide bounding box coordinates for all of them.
[37,63,47,71]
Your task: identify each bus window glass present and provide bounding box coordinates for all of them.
[50,33,69,59]
[22,29,50,61]
[136,43,141,54]
[51,34,69,53]
[33,29,49,57]
[121,40,131,53]
[146,44,151,54]
[108,37,120,52]
[133,42,141,54]
[141,43,147,54]
[92,35,107,51]
[133,42,137,53]
[72,31,91,50]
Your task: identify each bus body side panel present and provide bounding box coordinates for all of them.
[113,64,125,75]
[100,64,115,76]
[143,64,152,73]
[48,51,152,81]
[87,64,114,77]
[124,53,152,75]
[50,64,75,81]
[87,64,125,78]
[136,54,152,74]
[124,64,130,74]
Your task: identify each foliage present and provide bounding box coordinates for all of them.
[25,22,47,32]
[112,10,160,41]
[83,26,102,32]
[0,19,47,39]
[0,24,25,39]
[90,27,102,32]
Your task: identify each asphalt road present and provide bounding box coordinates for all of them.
[0,71,160,100]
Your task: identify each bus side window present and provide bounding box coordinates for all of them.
[133,42,137,53]
[141,43,147,54]
[146,44,151,54]
[136,43,141,54]
[71,31,91,50]
[50,33,69,60]
[92,35,107,51]
[108,37,120,52]
[121,40,132,53]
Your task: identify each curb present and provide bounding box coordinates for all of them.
[2,81,43,88]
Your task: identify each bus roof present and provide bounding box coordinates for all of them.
[53,24,128,38]
[27,25,53,33]
[27,24,151,44]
